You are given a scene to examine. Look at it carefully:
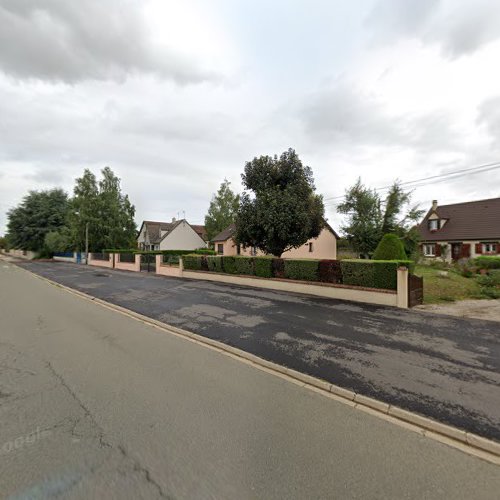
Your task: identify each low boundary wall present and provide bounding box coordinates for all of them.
[88,253,113,269]
[176,259,409,308]
[6,249,38,260]
[181,270,399,307]
[155,255,182,277]
[114,254,141,272]
[87,253,410,308]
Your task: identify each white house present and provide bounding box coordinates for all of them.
[137,219,207,251]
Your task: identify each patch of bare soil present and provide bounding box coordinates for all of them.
[415,299,500,322]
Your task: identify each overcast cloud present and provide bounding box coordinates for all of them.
[1,0,500,233]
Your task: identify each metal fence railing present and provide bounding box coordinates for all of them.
[54,252,74,258]
[119,253,135,263]
[91,252,110,261]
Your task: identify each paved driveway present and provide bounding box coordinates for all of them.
[17,261,500,442]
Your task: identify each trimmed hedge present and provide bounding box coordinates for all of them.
[206,255,223,272]
[284,259,319,281]
[475,256,500,269]
[341,259,414,290]
[181,255,411,290]
[272,258,285,278]
[318,260,343,283]
[341,260,375,288]
[103,248,137,254]
[254,257,273,278]
[183,255,202,270]
[235,256,254,275]
[222,256,238,274]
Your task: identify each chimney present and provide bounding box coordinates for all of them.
[172,217,176,223]
[432,200,438,211]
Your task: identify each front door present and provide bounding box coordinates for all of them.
[451,243,462,261]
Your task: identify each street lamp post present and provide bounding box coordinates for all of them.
[85,222,89,265]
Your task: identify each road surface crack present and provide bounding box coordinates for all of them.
[45,361,112,449]
[117,444,171,499]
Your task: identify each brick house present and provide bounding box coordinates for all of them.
[418,198,500,261]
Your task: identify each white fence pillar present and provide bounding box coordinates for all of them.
[397,267,409,309]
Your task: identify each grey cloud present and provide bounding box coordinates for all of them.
[0,0,216,84]
[301,84,461,154]
[301,85,404,146]
[24,167,66,185]
[477,96,500,141]
[366,0,438,40]
[367,0,500,58]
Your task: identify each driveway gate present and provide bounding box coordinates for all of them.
[408,274,424,307]
[140,253,156,272]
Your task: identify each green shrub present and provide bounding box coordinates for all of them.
[341,260,375,288]
[192,248,216,255]
[474,256,500,270]
[373,261,399,290]
[284,259,319,281]
[489,269,500,285]
[318,260,342,283]
[222,256,238,274]
[235,256,254,275]
[483,288,500,298]
[183,255,202,270]
[103,248,137,254]
[254,257,273,278]
[341,259,413,290]
[272,258,285,278]
[206,256,223,272]
[373,234,407,260]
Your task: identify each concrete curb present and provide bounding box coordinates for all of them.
[12,260,500,465]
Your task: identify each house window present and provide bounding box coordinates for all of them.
[482,242,497,254]
[424,244,436,256]
[428,219,439,231]
[251,246,257,256]
[236,244,241,255]
[217,244,224,255]
[308,242,313,253]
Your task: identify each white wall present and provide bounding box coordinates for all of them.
[422,240,497,263]
[159,221,206,250]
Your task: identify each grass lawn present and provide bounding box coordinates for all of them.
[414,265,483,304]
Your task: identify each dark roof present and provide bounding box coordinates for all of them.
[212,224,236,242]
[138,220,206,244]
[211,221,339,242]
[191,224,207,241]
[138,220,178,244]
[418,197,500,241]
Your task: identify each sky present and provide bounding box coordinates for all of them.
[1,0,500,234]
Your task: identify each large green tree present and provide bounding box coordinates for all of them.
[204,179,240,241]
[336,179,382,258]
[6,189,69,251]
[337,179,424,258]
[235,148,325,257]
[68,167,137,251]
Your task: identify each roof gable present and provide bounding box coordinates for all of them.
[159,220,206,245]
[418,197,500,241]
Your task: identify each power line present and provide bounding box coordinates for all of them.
[323,160,500,206]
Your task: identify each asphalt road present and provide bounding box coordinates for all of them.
[13,262,500,444]
[2,260,500,498]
